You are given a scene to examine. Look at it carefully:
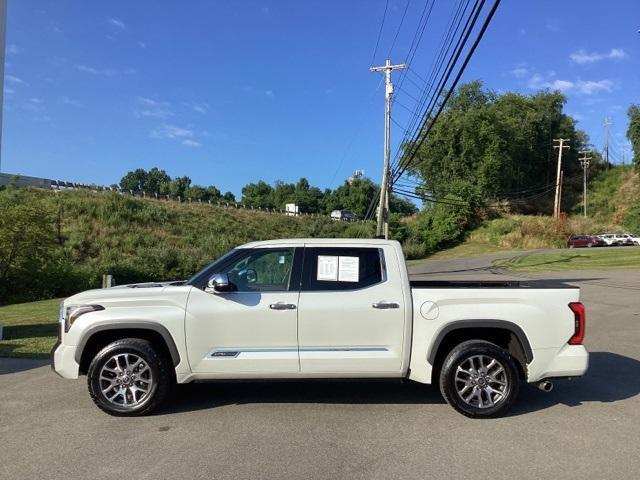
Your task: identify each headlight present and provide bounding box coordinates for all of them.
[63,305,105,332]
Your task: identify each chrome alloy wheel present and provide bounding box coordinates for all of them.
[99,353,153,408]
[454,354,508,409]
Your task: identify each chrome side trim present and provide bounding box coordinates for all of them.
[207,346,389,358]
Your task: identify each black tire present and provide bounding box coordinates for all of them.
[87,338,173,416]
[439,340,520,419]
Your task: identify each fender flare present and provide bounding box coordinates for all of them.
[426,319,534,365]
[74,321,181,367]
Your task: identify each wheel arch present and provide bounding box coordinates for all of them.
[76,322,181,375]
[427,320,533,382]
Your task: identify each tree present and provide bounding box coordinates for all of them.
[119,168,148,192]
[146,167,171,194]
[627,104,640,170]
[0,188,60,302]
[222,191,236,202]
[168,176,192,199]
[242,181,274,208]
[405,81,588,214]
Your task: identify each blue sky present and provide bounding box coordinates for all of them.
[3,0,639,195]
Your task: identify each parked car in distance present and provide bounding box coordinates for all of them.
[567,235,605,248]
[52,238,588,419]
[627,234,640,246]
[330,210,357,222]
[598,234,634,246]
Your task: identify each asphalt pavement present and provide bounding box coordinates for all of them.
[1,253,639,480]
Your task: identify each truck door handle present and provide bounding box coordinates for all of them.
[372,302,400,309]
[269,303,297,310]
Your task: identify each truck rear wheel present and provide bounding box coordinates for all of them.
[439,340,519,418]
[87,338,172,416]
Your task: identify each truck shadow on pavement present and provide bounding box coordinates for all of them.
[511,351,640,416]
[160,352,639,416]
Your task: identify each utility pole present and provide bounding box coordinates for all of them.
[370,59,406,238]
[603,117,612,166]
[579,151,592,217]
[621,144,628,166]
[0,0,7,174]
[553,138,570,219]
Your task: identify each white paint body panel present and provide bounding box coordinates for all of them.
[297,242,410,375]
[52,238,588,387]
[184,288,300,376]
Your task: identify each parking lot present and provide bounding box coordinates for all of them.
[1,256,639,480]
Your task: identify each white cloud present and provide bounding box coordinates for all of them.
[7,44,20,54]
[527,73,614,95]
[150,124,203,147]
[546,18,560,32]
[6,74,25,84]
[264,89,274,97]
[107,18,126,30]
[261,6,270,15]
[133,96,173,119]
[151,124,194,139]
[4,87,15,95]
[137,41,146,49]
[76,65,135,76]
[182,101,209,114]
[511,66,529,78]
[76,64,117,76]
[570,48,627,64]
[23,98,44,112]
[60,96,84,108]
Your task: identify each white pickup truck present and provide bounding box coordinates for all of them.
[51,239,588,418]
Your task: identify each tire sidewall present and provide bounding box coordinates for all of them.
[440,341,520,418]
[88,341,162,416]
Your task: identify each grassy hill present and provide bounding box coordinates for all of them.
[419,166,640,260]
[0,187,373,304]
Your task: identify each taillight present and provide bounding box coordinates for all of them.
[568,302,586,345]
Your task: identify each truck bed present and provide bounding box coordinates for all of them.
[409,279,578,289]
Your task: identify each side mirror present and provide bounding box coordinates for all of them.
[205,273,234,294]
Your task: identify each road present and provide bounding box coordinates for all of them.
[1,254,639,480]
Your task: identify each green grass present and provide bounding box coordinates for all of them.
[407,240,510,265]
[495,247,640,272]
[0,298,61,358]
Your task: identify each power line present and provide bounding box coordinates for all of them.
[370,0,390,66]
[390,0,478,176]
[389,0,470,174]
[386,0,411,58]
[398,176,556,197]
[393,182,556,208]
[392,0,501,184]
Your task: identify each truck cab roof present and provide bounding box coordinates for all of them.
[239,238,400,249]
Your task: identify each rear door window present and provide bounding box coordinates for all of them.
[301,247,384,291]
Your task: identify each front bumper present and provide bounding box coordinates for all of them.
[50,342,80,379]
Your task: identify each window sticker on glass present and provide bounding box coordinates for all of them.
[338,256,359,282]
[279,255,286,264]
[317,255,338,281]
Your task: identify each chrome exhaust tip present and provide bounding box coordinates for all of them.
[536,380,554,392]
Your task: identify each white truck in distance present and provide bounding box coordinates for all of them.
[51,239,589,418]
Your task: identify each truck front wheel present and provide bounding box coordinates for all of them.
[439,340,519,418]
[87,338,172,416]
